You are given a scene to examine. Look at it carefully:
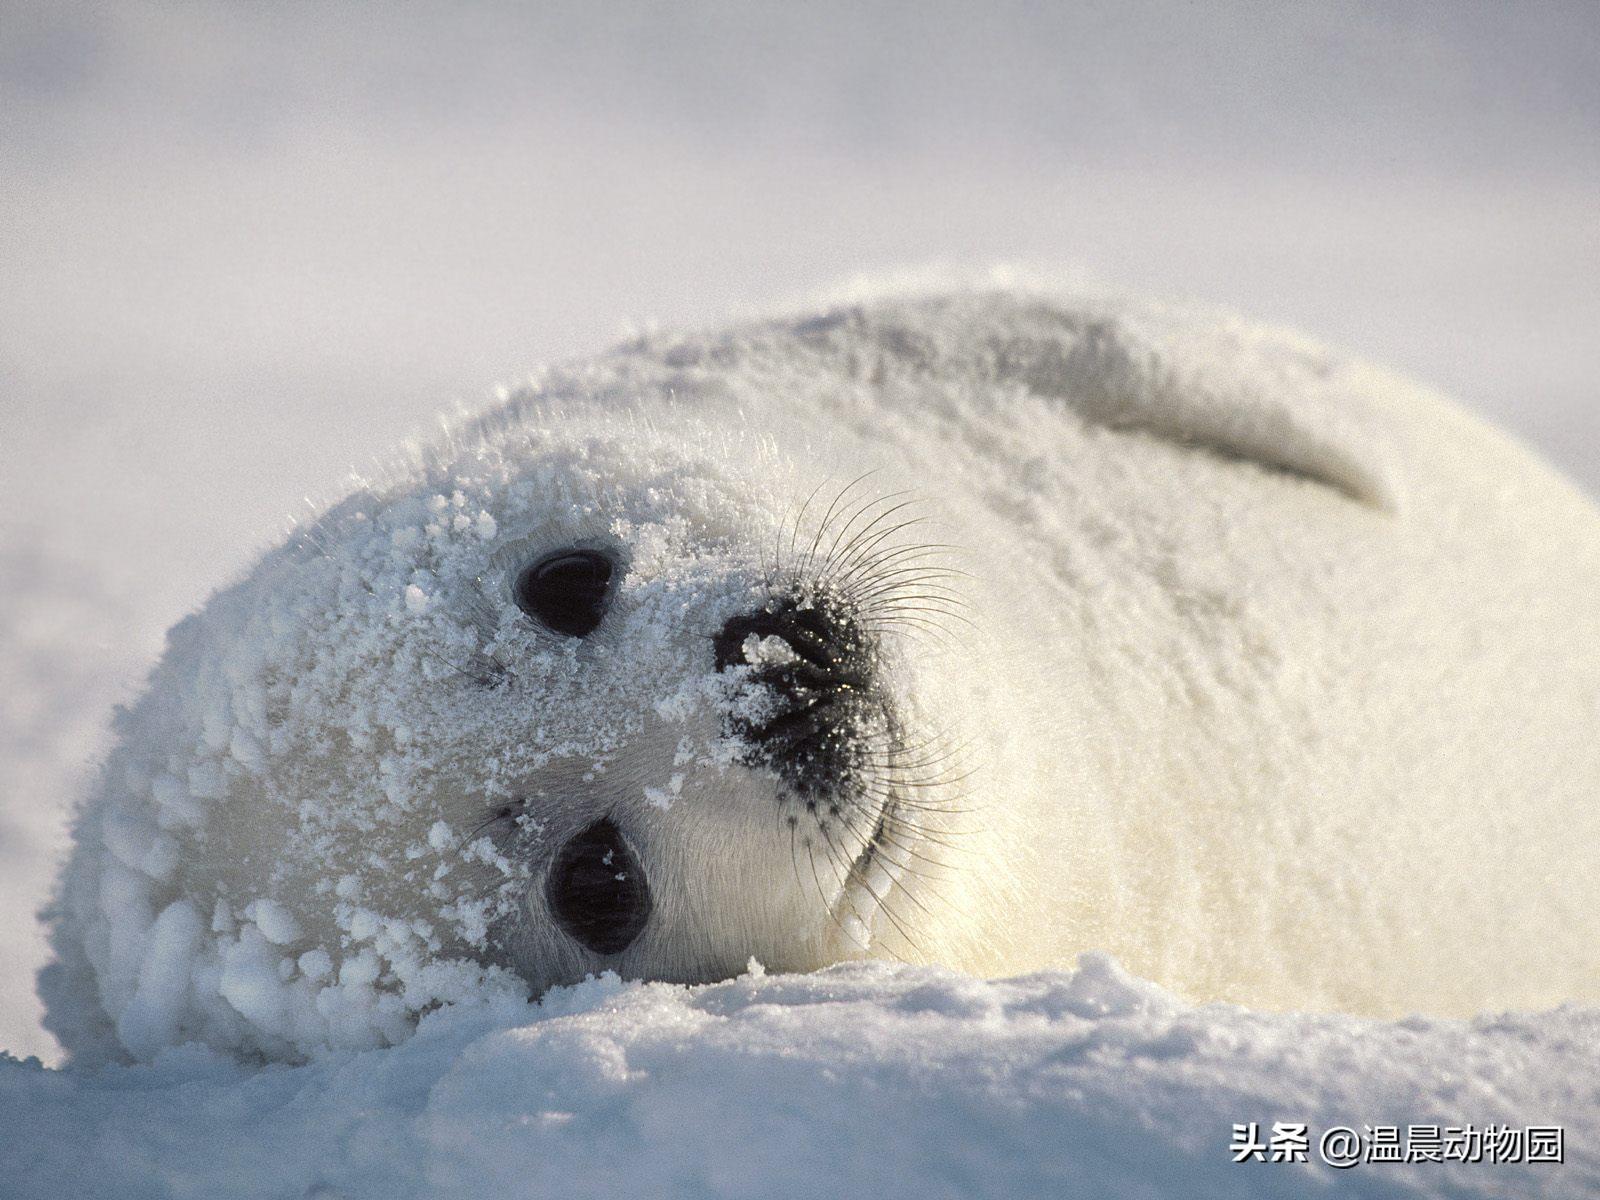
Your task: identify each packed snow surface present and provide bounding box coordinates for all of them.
[3,955,1595,1199]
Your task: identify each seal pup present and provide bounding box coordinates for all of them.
[42,286,1600,1062]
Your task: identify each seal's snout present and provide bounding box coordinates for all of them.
[545,818,651,955]
[713,593,879,795]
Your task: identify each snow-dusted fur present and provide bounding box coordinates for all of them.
[41,286,1600,1063]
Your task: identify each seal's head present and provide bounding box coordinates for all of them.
[43,406,978,1060]
[439,441,966,996]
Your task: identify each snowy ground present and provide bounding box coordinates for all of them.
[5,956,1597,1199]
[3,4,1598,1196]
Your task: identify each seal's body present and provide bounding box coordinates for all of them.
[43,289,1600,1062]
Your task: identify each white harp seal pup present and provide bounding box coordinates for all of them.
[42,286,1600,1062]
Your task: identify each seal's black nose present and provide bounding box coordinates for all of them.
[714,594,876,794]
[714,597,868,679]
[546,818,650,955]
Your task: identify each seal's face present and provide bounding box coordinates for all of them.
[481,535,918,994]
[251,420,963,1001]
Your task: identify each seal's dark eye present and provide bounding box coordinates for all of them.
[546,817,650,955]
[514,550,614,638]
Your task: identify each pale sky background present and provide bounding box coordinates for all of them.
[1,0,1596,1058]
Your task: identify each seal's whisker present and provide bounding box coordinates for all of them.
[861,824,963,876]
[832,825,940,934]
[838,539,966,574]
[845,579,969,617]
[817,822,924,962]
[865,769,977,802]
[799,471,882,579]
[821,488,917,568]
[867,742,966,772]
[785,814,806,897]
[844,556,966,587]
[856,601,965,635]
[874,774,984,805]
[852,789,979,828]
[866,609,969,645]
[844,584,965,621]
[860,574,970,606]
[863,754,977,794]
[861,599,963,628]
[813,497,923,587]
[853,788,981,847]
[871,594,967,629]
[832,563,966,620]
[769,477,823,593]
[859,735,948,766]
[784,475,834,570]
[870,602,977,631]
[841,563,968,600]
[853,791,976,822]
[894,824,977,853]
[463,576,502,625]
[832,793,940,876]
[845,536,968,566]
[803,833,858,946]
[416,644,506,689]
[464,797,530,843]
[855,623,959,655]
[875,725,969,758]
[820,510,929,588]
[812,819,906,947]
[843,581,957,621]
[875,725,975,770]
[847,836,964,963]
[882,761,980,797]
[868,617,963,649]
[829,526,939,586]
[734,476,982,968]
[856,777,969,810]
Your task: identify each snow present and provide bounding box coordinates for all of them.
[3,955,1595,1198]
[4,6,1599,1193]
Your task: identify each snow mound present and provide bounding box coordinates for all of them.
[2,955,1594,1198]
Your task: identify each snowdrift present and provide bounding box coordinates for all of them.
[3,955,1595,1198]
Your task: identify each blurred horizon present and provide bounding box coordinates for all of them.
[5,2,1598,624]
[1,0,1597,1059]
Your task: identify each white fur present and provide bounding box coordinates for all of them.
[42,285,1600,1063]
